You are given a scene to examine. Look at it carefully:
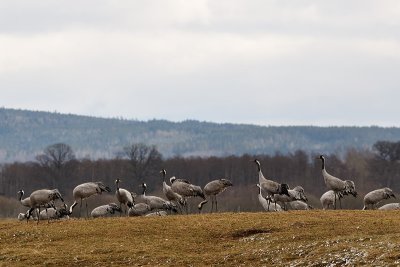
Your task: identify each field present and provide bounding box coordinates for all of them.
[1,211,400,266]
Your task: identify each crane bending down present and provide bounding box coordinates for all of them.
[70,181,111,217]
[317,155,357,209]
[253,159,290,211]
[170,177,206,214]
[363,187,395,210]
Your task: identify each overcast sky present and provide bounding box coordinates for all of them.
[1,1,400,126]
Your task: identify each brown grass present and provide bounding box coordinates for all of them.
[1,211,400,266]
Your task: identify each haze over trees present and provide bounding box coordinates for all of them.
[2,108,400,162]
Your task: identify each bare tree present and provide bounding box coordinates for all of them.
[35,143,76,189]
[122,143,162,184]
[373,141,400,162]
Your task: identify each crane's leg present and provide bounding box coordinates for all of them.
[339,197,342,209]
[215,196,218,212]
[210,196,214,213]
[185,200,188,214]
[80,199,83,218]
[334,193,337,210]
[46,208,49,224]
[27,208,34,223]
[177,202,183,214]
[86,200,89,218]
[37,207,41,225]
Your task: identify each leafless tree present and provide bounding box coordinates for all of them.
[35,143,76,189]
[122,143,162,183]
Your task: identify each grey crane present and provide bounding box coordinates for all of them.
[18,189,55,218]
[91,203,122,218]
[160,169,186,211]
[320,190,345,210]
[18,211,38,221]
[253,159,290,210]
[273,186,308,210]
[363,187,396,210]
[200,178,233,212]
[70,181,111,217]
[317,155,357,209]
[128,203,151,216]
[26,189,64,224]
[18,189,40,219]
[170,176,206,213]
[256,184,282,212]
[145,211,168,217]
[137,183,177,213]
[286,200,313,210]
[115,179,134,216]
[39,204,70,221]
[128,193,151,216]
[378,203,400,210]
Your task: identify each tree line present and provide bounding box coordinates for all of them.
[1,141,400,217]
[4,108,400,163]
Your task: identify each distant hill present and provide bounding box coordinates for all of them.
[1,108,400,163]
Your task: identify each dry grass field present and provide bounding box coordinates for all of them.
[1,211,400,266]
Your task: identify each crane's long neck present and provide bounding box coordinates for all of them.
[141,186,146,196]
[258,170,267,185]
[321,158,325,170]
[256,162,261,172]
[69,201,78,214]
[116,181,120,193]
[18,191,23,201]
[258,186,262,195]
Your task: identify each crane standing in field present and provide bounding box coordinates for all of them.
[170,176,206,213]
[70,181,111,218]
[137,183,177,213]
[256,184,282,212]
[201,178,233,212]
[253,159,290,211]
[160,169,186,212]
[115,179,134,216]
[26,189,64,224]
[317,155,357,209]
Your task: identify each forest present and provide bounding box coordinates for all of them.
[3,108,400,162]
[1,140,400,217]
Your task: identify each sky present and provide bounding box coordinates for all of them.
[1,1,400,127]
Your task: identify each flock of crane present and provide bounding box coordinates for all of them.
[16,155,399,223]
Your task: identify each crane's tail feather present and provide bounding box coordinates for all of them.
[96,182,112,193]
